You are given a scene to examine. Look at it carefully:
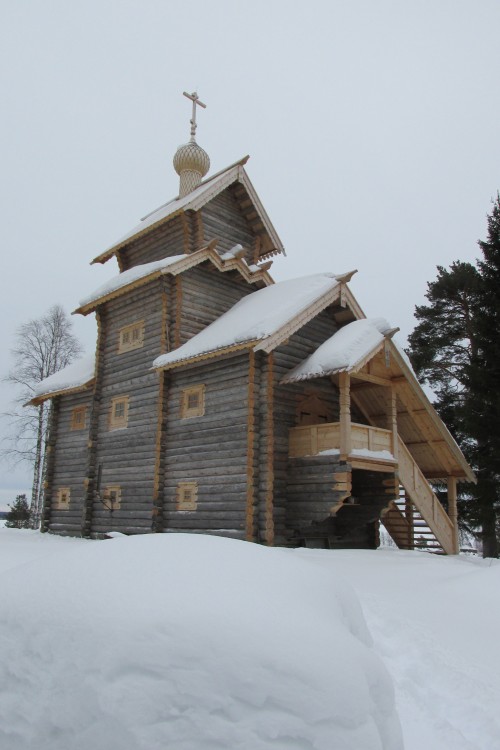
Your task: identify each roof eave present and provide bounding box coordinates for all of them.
[27,380,95,406]
[76,243,275,316]
[389,343,476,484]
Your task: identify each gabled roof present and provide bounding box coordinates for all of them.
[91,157,285,265]
[153,272,355,370]
[75,242,274,316]
[29,354,95,405]
[282,318,475,483]
[281,318,398,383]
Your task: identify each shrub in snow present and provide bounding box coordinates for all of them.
[0,534,403,750]
[4,494,31,529]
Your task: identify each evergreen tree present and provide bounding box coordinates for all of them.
[5,494,31,528]
[466,195,500,557]
[407,197,500,558]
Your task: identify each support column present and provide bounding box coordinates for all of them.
[339,372,351,461]
[447,476,459,554]
[389,387,399,463]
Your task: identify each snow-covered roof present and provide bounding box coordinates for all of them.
[30,353,95,404]
[282,318,396,383]
[153,273,347,370]
[75,244,275,316]
[91,158,285,264]
[77,255,187,312]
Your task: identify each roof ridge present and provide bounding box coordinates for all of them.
[140,155,250,221]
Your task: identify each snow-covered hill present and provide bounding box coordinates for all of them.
[1,528,499,749]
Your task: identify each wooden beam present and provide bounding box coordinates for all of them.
[351,372,393,387]
[339,371,351,461]
[447,476,459,554]
[265,353,275,545]
[246,350,256,541]
[389,387,398,462]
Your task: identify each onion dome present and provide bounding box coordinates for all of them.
[173,140,210,197]
[174,91,210,197]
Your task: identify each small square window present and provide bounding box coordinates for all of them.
[103,485,121,510]
[118,321,145,353]
[177,482,198,511]
[71,406,87,430]
[181,385,205,419]
[55,487,71,509]
[109,396,129,430]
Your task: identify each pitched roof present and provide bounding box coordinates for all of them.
[91,157,285,265]
[74,242,274,316]
[152,273,353,370]
[281,318,397,383]
[29,353,95,405]
[282,319,474,483]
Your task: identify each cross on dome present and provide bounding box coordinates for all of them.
[183,90,207,142]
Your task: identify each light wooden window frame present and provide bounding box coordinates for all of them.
[103,485,121,511]
[109,395,130,430]
[55,487,71,510]
[70,405,87,431]
[118,320,145,354]
[181,385,205,419]
[176,481,198,511]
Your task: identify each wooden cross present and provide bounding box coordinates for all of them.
[183,90,207,140]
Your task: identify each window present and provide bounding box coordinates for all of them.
[70,406,87,430]
[109,396,129,430]
[103,485,121,510]
[181,385,205,419]
[177,482,198,511]
[55,487,70,509]
[118,321,145,353]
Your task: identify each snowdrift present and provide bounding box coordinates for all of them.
[0,533,402,750]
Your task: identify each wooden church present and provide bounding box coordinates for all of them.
[31,92,475,552]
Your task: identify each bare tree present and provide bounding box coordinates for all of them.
[3,305,82,527]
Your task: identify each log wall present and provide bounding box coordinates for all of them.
[47,391,91,536]
[162,353,250,539]
[178,264,254,345]
[118,185,260,271]
[89,280,165,535]
[201,187,256,261]
[120,214,189,270]
[271,310,341,542]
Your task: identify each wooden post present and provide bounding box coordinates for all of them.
[447,476,459,554]
[264,353,275,545]
[339,372,351,461]
[404,492,414,550]
[389,387,399,463]
[40,398,60,533]
[246,350,256,541]
[81,309,106,537]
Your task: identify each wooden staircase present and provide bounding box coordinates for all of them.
[382,439,457,555]
[382,490,445,553]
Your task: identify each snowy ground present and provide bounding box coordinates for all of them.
[1,529,499,749]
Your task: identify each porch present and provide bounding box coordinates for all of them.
[288,418,459,555]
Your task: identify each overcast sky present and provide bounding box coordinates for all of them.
[1,0,499,508]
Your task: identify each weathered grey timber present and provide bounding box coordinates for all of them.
[36,148,470,553]
[162,353,250,539]
[200,187,256,260]
[47,391,91,536]
[178,265,254,345]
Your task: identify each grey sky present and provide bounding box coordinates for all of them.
[1,0,499,508]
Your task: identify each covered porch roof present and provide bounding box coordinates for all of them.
[281,318,475,484]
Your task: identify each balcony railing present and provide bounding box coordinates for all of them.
[289,421,395,465]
